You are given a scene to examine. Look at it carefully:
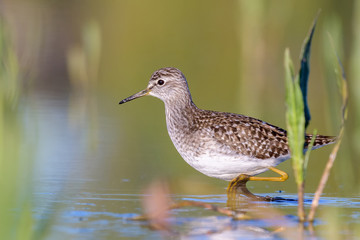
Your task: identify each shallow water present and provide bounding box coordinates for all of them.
[33,187,360,239]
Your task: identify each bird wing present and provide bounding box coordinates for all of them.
[198,111,290,160]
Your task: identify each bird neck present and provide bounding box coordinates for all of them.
[164,97,198,133]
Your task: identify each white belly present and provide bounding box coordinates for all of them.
[184,152,289,181]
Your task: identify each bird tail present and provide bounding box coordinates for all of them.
[305,134,337,149]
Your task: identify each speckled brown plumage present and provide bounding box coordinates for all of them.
[190,109,335,160]
[119,67,336,180]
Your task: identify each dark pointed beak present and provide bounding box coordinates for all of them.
[119,88,150,104]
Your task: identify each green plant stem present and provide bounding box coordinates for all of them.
[308,128,344,222]
[297,182,305,221]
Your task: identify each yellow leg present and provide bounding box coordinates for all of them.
[248,167,288,182]
[226,167,289,202]
[227,174,250,193]
[227,167,288,192]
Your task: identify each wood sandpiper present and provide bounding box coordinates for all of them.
[119,67,336,194]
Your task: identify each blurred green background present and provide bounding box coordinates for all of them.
[0,0,359,238]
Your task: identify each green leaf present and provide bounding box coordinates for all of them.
[299,11,319,129]
[284,49,305,185]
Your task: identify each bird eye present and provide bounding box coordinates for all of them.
[157,80,165,85]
